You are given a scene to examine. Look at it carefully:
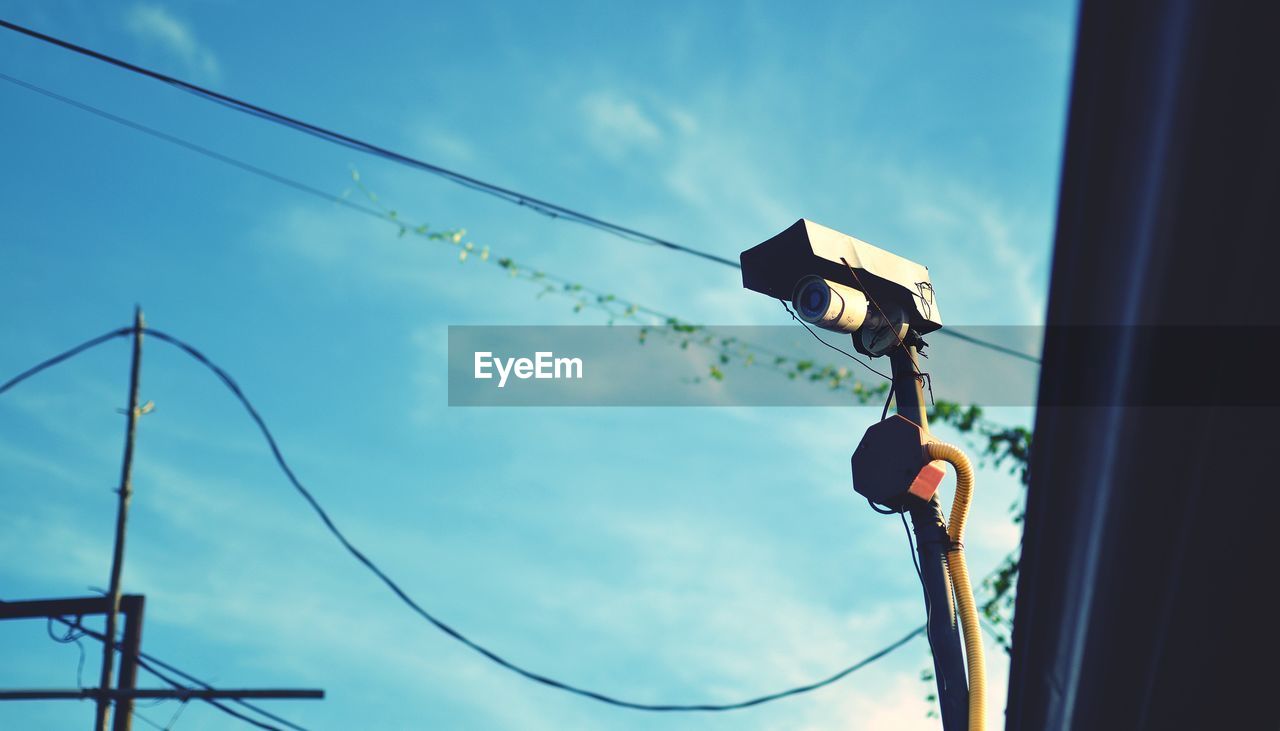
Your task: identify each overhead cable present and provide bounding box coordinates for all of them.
[0,21,1042,364]
[0,326,925,712]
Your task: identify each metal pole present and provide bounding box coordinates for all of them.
[889,346,928,430]
[112,595,145,731]
[891,345,969,730]
[95,307,144,731]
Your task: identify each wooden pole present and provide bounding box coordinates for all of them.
[95,307,144,731]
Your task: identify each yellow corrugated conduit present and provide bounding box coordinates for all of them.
[925,441,986,731]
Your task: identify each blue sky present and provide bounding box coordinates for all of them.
[0,2,1075,729]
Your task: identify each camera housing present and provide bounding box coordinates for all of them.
[741,220,942,349]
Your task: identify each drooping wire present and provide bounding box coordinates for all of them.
[778,300,892,381]
[1,325,927,714]
[0,23,1041,366]
[0,325,926,712]
[131,700,189,731]
[0,324,1036,720]
[130,708,167,731]
[140,326,925,711]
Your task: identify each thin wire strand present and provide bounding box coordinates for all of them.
[130,708,168,731]
[47,616,88,687]
[162,700,190,731]
[163,701,190,731]
[0,26,1041,365]
[130,702,191,731]
[778,300,892,381]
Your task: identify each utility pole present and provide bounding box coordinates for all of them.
[95,306,145,731]
[0,596,323,727]
[0,307,323,729]
[740,220,985,729]
[892,346,968,729]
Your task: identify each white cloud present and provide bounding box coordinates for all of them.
[411,127,476,163]
[884,164,1051,325]
[124,4,221,81]
[662,133,796,232]
[580,92,664,159]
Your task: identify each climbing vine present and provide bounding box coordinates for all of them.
[350,169,888,403]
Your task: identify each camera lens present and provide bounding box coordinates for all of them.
[797,280,829,319]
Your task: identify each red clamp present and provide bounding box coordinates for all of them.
[908,460,947,501]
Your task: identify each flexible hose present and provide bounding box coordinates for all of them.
[926,441,986,731]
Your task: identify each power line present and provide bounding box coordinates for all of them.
[0,19,736,269]
[0,326,130,396]
[0,72,387,226]
[934,327,1040,365]
[0,326,925,713]
[131,656,285,731]
[143,326,925,711]
[0,19,1042,364]
[0,71,933,397]
[76,615,303,731]
[0,598,306,731]
[0,71,885,401]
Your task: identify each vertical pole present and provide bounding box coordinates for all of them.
[95,307,144,731]
[891,345,969,730]
[112,595,145,731]
[889,346,928,429]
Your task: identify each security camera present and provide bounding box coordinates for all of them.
[741,219,941,357]
[742,220,986,723]
[791,275,868,333]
